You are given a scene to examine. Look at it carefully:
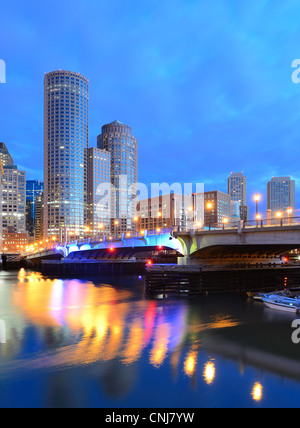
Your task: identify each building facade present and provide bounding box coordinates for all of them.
[136,193,204,232]
[97,121,138,234]
[86,147,111,236]
[2,165,26,233]
[0,142,13,167]
[26,180,44,237]
[44,70,89,242]
[204,191,231,228]
[228,172,248,221]
[267,176,296,216]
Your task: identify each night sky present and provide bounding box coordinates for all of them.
[1,0,300,219]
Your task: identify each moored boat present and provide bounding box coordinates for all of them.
[262,296,300,314]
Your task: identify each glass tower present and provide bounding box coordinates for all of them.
[26,180,44,236]
[44,70,89,241]
[267,176,295,214]
[97,121,138,234]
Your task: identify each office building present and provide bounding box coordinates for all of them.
[26,180,44,237]
[136,193,204,232]
[86,147,111,236]
[228,172,248,221]
[267,177,295,215]
[0,143,27,250]
[97,120,138,234]
[2,229,28,254]
[44,70,89,241]
[204,191,231,228]
[2,165,26,233]
[35,193,44,242]
[0,142,13,167]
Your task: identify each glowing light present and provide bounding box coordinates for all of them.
[251,382,263,402]
[254,194,260,202]
[276,211,282,218]
[204,361,216,384]
[206,202,213,210]
[184,351,197,377]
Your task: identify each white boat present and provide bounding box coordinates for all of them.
[253,289,297,301]
[262,296,300,314]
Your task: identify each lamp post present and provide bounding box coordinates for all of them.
[276,211,282,226]
[254,195,260,223]
[206,202,213,230]
[287,207,293,225]
[114,220,119,238]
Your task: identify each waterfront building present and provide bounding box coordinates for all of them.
[44,70,89,242]
[26,180,44,237]
[136,193,204,232]
[267,176,295,216]
[97,121,138,235]
[86,147,111,236]
[228,172,248,221]
[2,229,28,254]
[0,143,27,245]
[2,165,26,234]
[204,191,231,228]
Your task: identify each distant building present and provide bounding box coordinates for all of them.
[228,172,248,221]
[35,193,44,242]
[2,229,28,254]
[0,143,27,245]
[97,121,138,235]
[267,177,295,215]
[2,165,26,234]
[26,180,44,237]
[86,147,111,236]
[136,193,204,232]
[204,191,231,228]
[0,142,13,167]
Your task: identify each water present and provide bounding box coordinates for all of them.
[0,268,300,408]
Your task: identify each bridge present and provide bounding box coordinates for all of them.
[24,217,300,269]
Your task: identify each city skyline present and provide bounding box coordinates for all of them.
[1,0,300,220]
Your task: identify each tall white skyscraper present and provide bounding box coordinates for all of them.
[267,176,295,215]
[44,70,89,241]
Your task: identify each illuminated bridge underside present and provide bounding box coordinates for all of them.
[67,246,181,261]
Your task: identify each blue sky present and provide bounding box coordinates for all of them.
[1,0,300,218]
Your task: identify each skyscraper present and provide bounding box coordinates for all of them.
[228,172,248,221]
[86,147,111,236]
[0,142,13,167]
[44,70,89,241]
[0,143,26,235]
[267,176,295,215]
[97,121,138,234]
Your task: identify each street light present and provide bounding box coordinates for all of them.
[206,202,213,230]
[276,211,282,226]
[254,194,260,221]
[287,207,293,225]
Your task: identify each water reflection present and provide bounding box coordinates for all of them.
[0,270,300,407]
[0,270,241,375]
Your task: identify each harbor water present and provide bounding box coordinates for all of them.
[0,269,300,408]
